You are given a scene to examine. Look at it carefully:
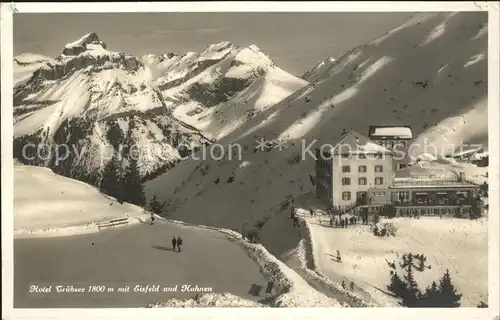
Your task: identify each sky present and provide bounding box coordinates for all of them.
[14,12,414,76]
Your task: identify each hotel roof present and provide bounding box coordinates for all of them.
[369,125,413,139]
[317,129,394,155]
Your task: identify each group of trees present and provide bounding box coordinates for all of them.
[101,154,167,214]
[100,155,146,207]
[387,253,462,307]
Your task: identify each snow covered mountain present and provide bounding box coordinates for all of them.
[143,41,307,140]
[13,33,306,185]
[145,12,488,230]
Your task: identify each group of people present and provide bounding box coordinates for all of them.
[341,279,355,292]
[171,236,183,252]
[329,215,357,228]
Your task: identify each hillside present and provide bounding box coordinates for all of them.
[13,33,306,185]
[144,12,488,230]
[14,164,145,236]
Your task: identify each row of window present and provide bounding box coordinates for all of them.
[341,177,384,186]
[318,154,385,160]
[339,154,384,159]
[342,190,387,201]
[375,140,408,149]
[342,165,383,173]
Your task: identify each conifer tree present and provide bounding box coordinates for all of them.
[421,281,440,307]
[437,269,462,307]
[402,254,422,307]
[101,154,123,202]
[122,158,146,207]
[148,195,165,214]
[387,270,408,299]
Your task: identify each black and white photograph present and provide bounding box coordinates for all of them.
[2,2,499,318]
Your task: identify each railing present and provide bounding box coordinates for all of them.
[395,206,473,217]
[391,179,475,187]
[97,217,129,229]
[391,200,473,206]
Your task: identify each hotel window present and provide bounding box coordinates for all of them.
[374,154,383,159]
[375,165,384,172]
[395,191,409,202]
[358,165,367,173]
[358,177,367,185]
[342,165,351,173]
[341,154,349,159]
[342,177,351,185]
[342,192,351,201]
[358,154,366,159]
[375,177,384,185]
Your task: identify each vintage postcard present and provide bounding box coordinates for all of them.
[1,2,499,320]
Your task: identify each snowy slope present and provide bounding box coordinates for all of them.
[14,53,54,88]
[300,56,336,82]
[145,12,488,231]
[13,34,305,186]
[306,215,488,307]
[14,164,145,236]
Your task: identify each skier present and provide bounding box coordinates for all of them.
[334,218,338,228]
[344,217,349,228]
[336,250,342,263]
[350,281,355,291]
[150,212,155,226]
[309,208,314,217]
[341,280,346,290]
[177,236,183,252]
[171,236,177,251]
[329,218,333,227]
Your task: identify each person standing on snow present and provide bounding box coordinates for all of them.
[171,236,177,251]
[150,212,155,226]
[177,236,183,252]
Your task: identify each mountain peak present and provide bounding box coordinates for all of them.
[62,32,108,56]
[203,41,236,54]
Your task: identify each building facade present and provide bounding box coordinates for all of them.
[315,128,479,212]
[368,125,413,171]
[315,130,394,209]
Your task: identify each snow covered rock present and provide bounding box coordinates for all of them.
[62,32,107,56]
[13,34,306,187]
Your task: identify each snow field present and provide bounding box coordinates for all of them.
[304,213,488,307]
[14,165,146,237]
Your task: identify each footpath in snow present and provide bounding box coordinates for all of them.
[12,166,344,308]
